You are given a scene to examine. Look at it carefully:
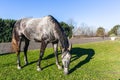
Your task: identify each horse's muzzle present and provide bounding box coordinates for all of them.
[64,68,69,75]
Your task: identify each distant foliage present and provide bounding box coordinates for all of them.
[108,25,120,36]
[96,27,105,37]
[0,18,16,42]
[60,21,74,38]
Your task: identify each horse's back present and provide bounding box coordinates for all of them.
[15,16,59,42]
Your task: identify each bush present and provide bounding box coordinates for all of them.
[0,18,16,42]
[109,33,116,37]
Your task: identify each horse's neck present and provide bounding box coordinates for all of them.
[55,27,69,50]
[59,35,69,50]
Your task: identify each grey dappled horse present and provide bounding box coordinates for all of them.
[12,15,72,74]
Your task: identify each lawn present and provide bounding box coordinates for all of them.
[0,40,120,80]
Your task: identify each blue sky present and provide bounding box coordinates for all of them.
[0,0,120,31]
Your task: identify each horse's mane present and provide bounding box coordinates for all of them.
[47,15,69,49]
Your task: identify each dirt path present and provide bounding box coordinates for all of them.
[0,37,110,54]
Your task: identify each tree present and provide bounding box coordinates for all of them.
[60,21,73,38]
[0,18,16,42]
[72,23,96,37]
[96,27,105,38]
[117,27,120,36]
[108,25,120,36]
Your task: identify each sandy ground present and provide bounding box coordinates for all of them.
[0,37,110,54]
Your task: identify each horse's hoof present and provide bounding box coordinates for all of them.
[58,66,62,70]
[37,68,42,71]
[17,66,21,70]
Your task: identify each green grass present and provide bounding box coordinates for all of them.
[0,40,120,80]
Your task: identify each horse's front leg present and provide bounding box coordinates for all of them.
[52,42,62,70]
[37,41,47,71]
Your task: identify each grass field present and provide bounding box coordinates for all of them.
[0,40,120,80]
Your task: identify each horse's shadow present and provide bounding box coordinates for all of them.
[70,47,95,73]
[22,47,95,73]
[22,51,61,69]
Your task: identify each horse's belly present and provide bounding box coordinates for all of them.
[34,33,57,43]
[24,29,56,42]
[23,28,41,41]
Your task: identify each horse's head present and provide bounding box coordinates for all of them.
[61,44,72,74]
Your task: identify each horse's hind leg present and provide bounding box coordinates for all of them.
[37,41,47,71]
[17,37,22,69]
[24,38,29,65]
[52,42,62,70]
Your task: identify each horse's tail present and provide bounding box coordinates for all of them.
[11,29,19,52]
[12,19,22,53]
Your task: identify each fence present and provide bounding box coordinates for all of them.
[0,37,110,54]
